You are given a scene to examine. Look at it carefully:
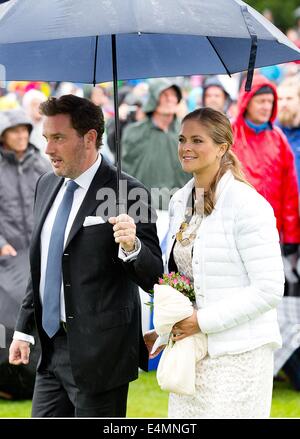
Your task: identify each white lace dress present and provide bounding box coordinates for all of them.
[171,214,274,419]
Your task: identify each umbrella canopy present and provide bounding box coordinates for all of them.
[0,0,299,210]
[0,0,299,84]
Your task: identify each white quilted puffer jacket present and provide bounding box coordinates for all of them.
[166,170,285,357]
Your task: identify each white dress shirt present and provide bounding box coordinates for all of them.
[14,153,141,344]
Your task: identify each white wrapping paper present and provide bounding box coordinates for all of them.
[152,284,207,395]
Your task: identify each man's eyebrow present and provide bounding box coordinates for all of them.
[42,132,65,138]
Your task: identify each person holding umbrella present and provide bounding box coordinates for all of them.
[145,107,284,418]
[9,94,163,417]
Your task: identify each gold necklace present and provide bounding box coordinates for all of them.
[176,188,203,246]
[176,215,203,246]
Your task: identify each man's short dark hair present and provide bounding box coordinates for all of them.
[40,94,105,149]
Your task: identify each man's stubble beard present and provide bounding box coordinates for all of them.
[54,139,87,179]
[67,140,87,179]
[278,108,299,128]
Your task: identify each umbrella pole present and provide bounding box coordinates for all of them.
[111,34,124,216]
[241,6,257,91]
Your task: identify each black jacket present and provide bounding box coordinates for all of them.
[15,157,163,393]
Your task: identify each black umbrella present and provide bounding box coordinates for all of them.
[0,0,299,208]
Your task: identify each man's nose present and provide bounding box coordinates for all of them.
[262,103,272,111]
[45,140,55,155]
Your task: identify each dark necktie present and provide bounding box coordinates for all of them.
[42,180,79,338]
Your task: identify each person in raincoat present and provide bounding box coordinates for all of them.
[201,76,232,115]
[122,78,190,211]
[0,109,50,399]
[232,74,300,250]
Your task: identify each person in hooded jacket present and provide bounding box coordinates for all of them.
[121,79,190,211]
[202,76,232,115]
[0,109,51,399]
[232,74,300,256]
[0,109,51,256]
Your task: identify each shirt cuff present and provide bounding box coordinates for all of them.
[118,237,142,262]
[13,331,35,345]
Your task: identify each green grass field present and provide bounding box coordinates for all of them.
[0,371,299,418]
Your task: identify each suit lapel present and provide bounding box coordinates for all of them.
[30,176,64,271]
[31,177,64,249]
[64,157,115,249]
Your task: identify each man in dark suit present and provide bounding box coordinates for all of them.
[9,95,163,417]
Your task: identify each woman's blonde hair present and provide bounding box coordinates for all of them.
[182,107,250,215]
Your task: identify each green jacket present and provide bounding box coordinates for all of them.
[122,116,190,210]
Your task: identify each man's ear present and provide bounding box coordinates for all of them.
[84,129,98,148]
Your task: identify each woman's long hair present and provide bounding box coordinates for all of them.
[182,107,250,216]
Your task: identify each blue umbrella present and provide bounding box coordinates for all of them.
[0,0,299,205]
[0,0,299,83]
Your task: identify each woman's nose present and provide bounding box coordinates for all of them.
[182,142,192,150]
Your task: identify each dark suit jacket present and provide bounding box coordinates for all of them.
[15,157,163,394]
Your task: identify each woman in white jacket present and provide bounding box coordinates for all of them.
[145,107,284,418]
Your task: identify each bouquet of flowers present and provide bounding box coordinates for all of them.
[149,273,207,395]
[147,272,195,308]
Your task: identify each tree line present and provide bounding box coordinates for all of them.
[247,0,299,32]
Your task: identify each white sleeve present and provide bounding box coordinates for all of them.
[13,331,35,345]
[197,194,284,334]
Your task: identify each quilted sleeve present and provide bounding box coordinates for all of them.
[197,193,285,334]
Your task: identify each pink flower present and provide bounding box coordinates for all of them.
[149,272,195,306]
